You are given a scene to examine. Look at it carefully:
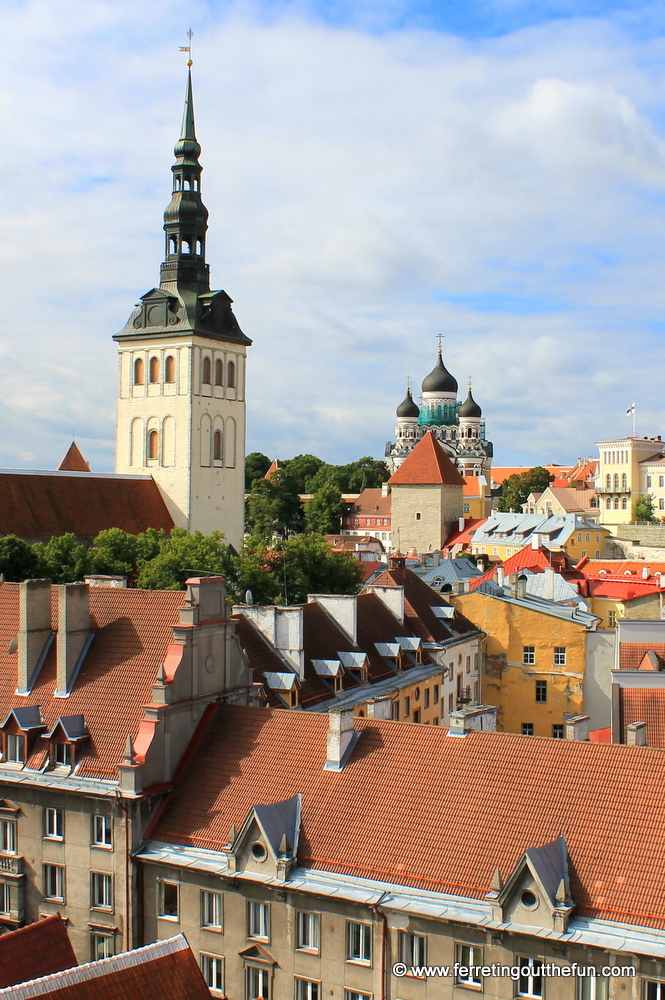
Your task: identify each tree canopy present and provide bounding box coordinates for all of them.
[634,494,658,523]
[497,467,555,512]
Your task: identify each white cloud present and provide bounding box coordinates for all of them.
[1,1,665,474]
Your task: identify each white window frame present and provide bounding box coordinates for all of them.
[346,920,371,965]
[201,889,223,931]
[201,953,224,995]
[247,900,270,941]
[522,647,535,665]
[92,814,112,849]
[5,734,24,764]
[553,647,566,665]
[90,871,113,911]
[516,957,543,998]
[0,819,16,855]
[579,975,608,1000]
[295,978,321,1000]
[456,943,483,988]
[90,929,115,961]
[44,807,63,841]
[399,930,426,967]
[296,910,320,952]
[43,863,65,902]
[0,882,10,915]
[246,965,270,1000]
[157,879,179,921]
[344,992,372,1000]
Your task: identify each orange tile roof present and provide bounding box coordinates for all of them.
[584,578,664,602]
[0,916,77,989]
[578,560,665,580]
[347,488,392,518]
[462,476,488,497]
[153,704,665,930]
[491,464,570,485]
[388,433,465,486]
[443,517,486,549]
[619,642,665,670]
[0,472,174,540]
[56,443,90,473]
[0,584,185,779]
[543,487,599,512]
[621,689,665,747]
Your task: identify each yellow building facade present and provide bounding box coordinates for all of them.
[452,588,600,737]
[596,436,665,529]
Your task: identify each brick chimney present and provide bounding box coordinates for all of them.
[565,715,589,741]
[55,583,91,697]
[17,579,53,695]
[626,721,647,746]
[324,709,359,770]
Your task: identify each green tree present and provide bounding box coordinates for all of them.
[304,482,347,535]
[136,529,231,590]
[245,452,272,491]
[281,454,325,493]
[33,533,90,583]
[225,535,283,605]
[0,535,42,582]
[245,473,303,540]
[281,533,365,604]
[88,528,141,579]
[342,457,390,493]
[497,467,555,512]
[634,494,658,523]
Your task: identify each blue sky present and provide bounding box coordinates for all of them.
[2,0,665,471]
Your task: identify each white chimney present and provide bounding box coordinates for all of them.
[448,705,497,737]
[367,696,392,719]
[496,567,505,589]
[642,566,651,580]
[364,585,404,625]
[458,516,465,531]
[565,715,590,741]
[626,721,647,746]
[531,533,540,550]
[236,606,305,680]
[309,595,357,644]
[324,709,359,770]
[544,567,555,601]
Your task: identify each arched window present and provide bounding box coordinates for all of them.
[227,360,235,388]
[622,497,628,510]
[202,357,211,384]
[606,497,612,509]
[621,473,627,490]
[182,239,191,255]
[467,427,472,438]
[149,357,159,383]
[196,240,203,256]
[606,474,611,489]
[215,359,223,386]
[169,237,177,254]
[614,497,620,509]
[183,178,191,191]
[165,356,175,383]
[134,357,144,385]
[148,430,158,460]
[213,430,222,462]
[614,474,620,490]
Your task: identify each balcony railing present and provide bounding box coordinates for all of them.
[597,487,631,495]
[0,855,23,876]
[457,686,473,707]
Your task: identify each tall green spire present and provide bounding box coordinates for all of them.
[160,68,210,292]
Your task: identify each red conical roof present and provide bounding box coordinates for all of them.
[388,432,465,486]
[57,442,90,472]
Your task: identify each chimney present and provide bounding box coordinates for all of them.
[626,721,647,746]
[516,576,527,600]
[544,567,555,601]
[236,605,305,680]
[309,595,357,644]
[324,709,359,770]
[458,516,465,531]
[509,573,518,598]
[56,583,91,697]
[642,566,651,580]
[456,580,467,595]
[17,579,53,695]
[381,482,389,497]
[496,567,505,589]
[364,584,404,625]
[84,575,127,588]
[565,715,589,741]
[531,533,540,550]
[181,577,228,624]
[367,696,392,719]
[448,705,497,737]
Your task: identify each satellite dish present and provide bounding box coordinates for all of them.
[245,590,253,605]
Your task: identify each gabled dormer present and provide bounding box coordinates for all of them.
[224,794,301,883]
[262,671,300,708]
[42,715,88,771]
[338,651,368,684]
[486,835,574,933]
[312,659,345,693]
[0,707,45,766]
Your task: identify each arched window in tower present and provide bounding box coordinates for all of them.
[606,497,612,509]
[169,237,178,255]
[606,474,611,489]
[183,178,191,191]
[134,357,144,385]
[227,360,236,388]
[614,497,620,509]
[194,178,199,191]
[149,357,159,383]
[613,473,620,490]
[213,430,222,462]
[621,473,628,490]
[182,239,191,255]
[467,428,472,438]
[165,356,175,383]
[148,430,158,460]
[196,240,203,256]
[215,359,223,386]
[621,497,628,510]
[202,357,212,385]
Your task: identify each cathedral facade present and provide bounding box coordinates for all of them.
[386,348,493,479]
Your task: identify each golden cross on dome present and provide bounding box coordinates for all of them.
[468,375,473,391]
[406,375,412,392]
[437,333,443,352]
[179,27,194,66]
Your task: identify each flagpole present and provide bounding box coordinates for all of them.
[633,405,636,438]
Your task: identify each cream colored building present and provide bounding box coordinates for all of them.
[596,436,665,530]
[114,72,250,550]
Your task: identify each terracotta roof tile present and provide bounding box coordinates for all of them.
[56,443,90,474]
[0,472,174,540]
[443,517,485,548]
[619,642,665,670]
[0,916,77,989]
[388,433,465,486]
[153,704,665,931]
[621,689,665,747]
[346,489,392,519]
[367,566,479,643]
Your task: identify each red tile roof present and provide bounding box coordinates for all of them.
[619,642,665,670]
[153,704,665,931]
[577,560,665,581]
[368,566,479,643]
[462,476,488,497]
[491,464,570,485]
[56,443,90,473]
[346,488,392,519]
[0,916,77,989]
[388,433,465,486]
[443,517,486,549]
[621,689,665,747]
[0,584,185,779]
[1,935,209,999]
[583,578,664,602]
[469,546,557,589]
[0,472,174,540]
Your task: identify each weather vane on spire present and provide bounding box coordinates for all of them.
[437,333,443,352]
[179,27,194,67]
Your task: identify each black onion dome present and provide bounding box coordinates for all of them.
[422,351,458,393]
[458,389,482,418]
[396,388,420,418]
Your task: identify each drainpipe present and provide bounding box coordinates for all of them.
[372,892,390,1000]
[116,793,131,952]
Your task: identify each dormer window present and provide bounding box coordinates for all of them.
[5,734,24,764]
[53,743,72,767]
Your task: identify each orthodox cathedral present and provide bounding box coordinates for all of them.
[386,347,493,478]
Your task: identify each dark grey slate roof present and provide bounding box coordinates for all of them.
[525,835,569,905]
[254,793,302,857]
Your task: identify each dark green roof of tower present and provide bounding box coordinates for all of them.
[396,388,420,418]
[422,350,458,394]
[458,389,482,418]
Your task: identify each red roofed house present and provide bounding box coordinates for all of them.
[0,576,255,965]
[339,487,392,548]
[611,618,665,748]
[135,702,665,999]
[0,914,77,988]
[388,432,465,555]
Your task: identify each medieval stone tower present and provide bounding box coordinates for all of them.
[114,70,250,550]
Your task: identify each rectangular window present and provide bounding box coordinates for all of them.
[463,503,470,513]
[44,807,63,840]
[522,723,534,736]
[247,900,270,940]
[596,550,601,557]
[577,532,583,542]
[5,734,24,764]
[90,871,113,910]
[201,953,224,994]
[403,697,410,719]
[596,534,600,542]
[413,709,421,724]
[0,820,16,854]
[424,688,430,709]
[247,966,270,1000]
[579,976,608,1000]
[586,533,590,543]
[448,692,454,713]
[43,864,65,902]
[516,957,542,997]
[295,978,321,1000]
[552,725,564,739]
[346,921,371,964]
[660,476,665,489]
[644,983,665,1000]
[157,880,179,920]
[609,611,617,627]
[344,992,372,1000]
[90,930,115,962]
[647,476,653,487]
[54,743,70,766]
[535,680,547,703]
[399,930,426,967]
[0,883,10,915]
[391,701,399,720]
[433,686,439,704]
[415,512,421,521]
[201,890,223,931]
[296,910,320,952]
[92,814,112,848]
[523,646,535,665]
[456,943,483,988]
[554,647,566,665]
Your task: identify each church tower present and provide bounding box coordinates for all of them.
[114,70,250,550]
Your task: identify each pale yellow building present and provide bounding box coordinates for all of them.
[596,436,665,530]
